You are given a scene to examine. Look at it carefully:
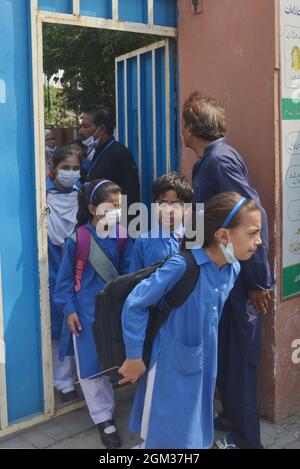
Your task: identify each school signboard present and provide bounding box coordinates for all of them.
[280,0,300,298]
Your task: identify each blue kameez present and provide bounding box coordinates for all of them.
[122,250,240,449]
[54,223,132,379]
[129,224,183,272]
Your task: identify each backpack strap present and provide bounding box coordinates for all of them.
[164,250,200,311]
[71,226,90,293]
[71,226,120,291]
[143,250,200,366]
[89,235,119,283]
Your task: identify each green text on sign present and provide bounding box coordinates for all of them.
[282,98,300,120]
[282,263,300,298]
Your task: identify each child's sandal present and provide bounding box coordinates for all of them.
[213,435,240,449]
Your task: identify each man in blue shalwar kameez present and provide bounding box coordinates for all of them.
[182,92,275,449]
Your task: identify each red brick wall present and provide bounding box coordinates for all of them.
[178,0,300,422]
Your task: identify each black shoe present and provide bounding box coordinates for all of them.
[59,389,78,403]
[97,420,121,449]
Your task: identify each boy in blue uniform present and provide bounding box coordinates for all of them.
[129,172,193,272]
[119,192,263,449]
[182,92,275,449]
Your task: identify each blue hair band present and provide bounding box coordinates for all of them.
[89,180,111,205]
[221,197,247,228]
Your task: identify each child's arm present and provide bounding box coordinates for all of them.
[54,238,82,334]
[119,255,187,383]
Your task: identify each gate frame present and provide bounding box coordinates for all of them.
[0,0,177,438]
[115,39,172,197]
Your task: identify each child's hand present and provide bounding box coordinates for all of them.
[248,290,271,315]
[118,358,146,385]
[67,313,82,336]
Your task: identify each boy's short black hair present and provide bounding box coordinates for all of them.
[152,172,193,203]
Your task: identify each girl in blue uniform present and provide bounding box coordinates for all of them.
[47,146,81,402]
[129,172,193,272]
[119,192,263,449]
[54,179,132,448]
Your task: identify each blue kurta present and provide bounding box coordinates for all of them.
[54,223,133,379]
[46,177,79,340]
[129,225,183,272]
[122,250,240,449]
[48,239,64,339]
[192,137,275,448]
[192,138,275,361]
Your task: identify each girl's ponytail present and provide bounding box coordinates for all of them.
[76,184,91,228]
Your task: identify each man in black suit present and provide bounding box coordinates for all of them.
[79,106,140,209]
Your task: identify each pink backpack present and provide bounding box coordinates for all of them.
[73,224,127,293]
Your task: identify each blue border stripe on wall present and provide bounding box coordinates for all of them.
[0,0,44,422]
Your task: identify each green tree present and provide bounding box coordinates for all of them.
[44,83,77,126]
[43,24,158,118]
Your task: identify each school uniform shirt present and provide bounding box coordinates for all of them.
[192,137,275,363]
[122,250,240,449]
[46,177,79,340]
[54,223,133,379]
[129,224,184,272]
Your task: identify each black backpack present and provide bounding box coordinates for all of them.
[92,250,200,384]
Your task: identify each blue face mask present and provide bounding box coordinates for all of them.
[220,241,238,264]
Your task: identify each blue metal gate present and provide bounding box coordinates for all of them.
[0,0,177,436]
[116,40,178,206]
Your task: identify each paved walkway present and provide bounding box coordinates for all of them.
[0,386,299,449]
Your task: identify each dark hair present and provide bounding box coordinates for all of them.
[203,192,261,247]
[82,106,115,135]
[76,179,122,228]
[81,105,98,116]
[52,146,81,168]
[152,172,193,203]
[70,139,85,151]
[182,92,226,141]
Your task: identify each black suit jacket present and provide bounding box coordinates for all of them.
[83,138,140,207]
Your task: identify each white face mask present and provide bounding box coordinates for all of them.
[82,128,101,147]
[220,242,238,264]
[46,145,57,153]
[103,209,122,226]
[56,170,80,188]
[82,136,94,147]
[96,209,122,237]
[82,135,95,147]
